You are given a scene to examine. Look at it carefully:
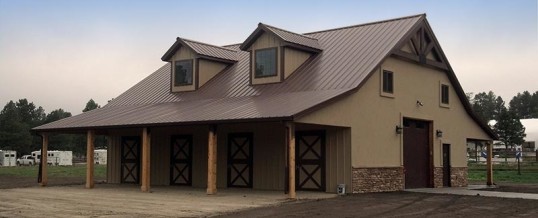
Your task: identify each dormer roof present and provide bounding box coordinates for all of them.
[161,37,238,63]
[239,23,322,52]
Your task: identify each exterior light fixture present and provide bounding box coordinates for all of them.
[396,125,403,134]
[416,100,424,107]
[436,130,443,138]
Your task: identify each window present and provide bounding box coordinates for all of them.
[174,60,193,86]
[382,70,394,93]
[255,48,277,78]
[441,84,449,104]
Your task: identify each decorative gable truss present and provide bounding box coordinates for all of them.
[162,38,238,92]
[392,20,448,71]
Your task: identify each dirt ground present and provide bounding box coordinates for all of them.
[0,185,333,217]
[0,175,105,189]
[2,175,538,217]
[218,192,538,218]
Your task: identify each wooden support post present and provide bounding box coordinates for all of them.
[286,122,296,200]
[207,125,217,195]
[86,130,95,189]
[486,141,493,186]
[141,128,151,192]
[40,134,48,187]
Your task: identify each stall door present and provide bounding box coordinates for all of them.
[403,119,431,189]
[121,136,141,184]
[296,130,326,191]
[227,133,253,188]
[170,135,193,186]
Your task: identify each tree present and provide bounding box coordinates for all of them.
[471,91,506,124]
[0,101,33,154]
[509,91,533,119]
[532,91,538,118]
[493,110,526,162]
[83,99,100,112]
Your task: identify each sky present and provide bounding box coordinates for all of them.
[0,0,537,115]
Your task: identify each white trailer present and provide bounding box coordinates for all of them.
[32,150,73,166]
[94,149,107,165]
[0,150,17,167]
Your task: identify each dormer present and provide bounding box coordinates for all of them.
[240,23,322,85]
[161,38,237,92]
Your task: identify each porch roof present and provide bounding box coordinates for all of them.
[33,89,348,131]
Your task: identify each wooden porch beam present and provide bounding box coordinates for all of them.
[486,141,493,186]
[141,128,151,192]
[40,133,48,187]
[86,130,95,189]
[286,122,296,200]
[207,125,217,195]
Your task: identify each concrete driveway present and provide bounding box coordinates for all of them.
[0,184,335,217]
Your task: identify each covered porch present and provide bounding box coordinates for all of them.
[467,138,495,186]
[36,121,351,199]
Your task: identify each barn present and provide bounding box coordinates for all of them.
[33,14,496,197]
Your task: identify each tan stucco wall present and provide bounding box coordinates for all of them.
[171,47,197,92]
[198,59,227,88]
[249,33,282,85]
[297,57,491,168]
[284,48,311,79]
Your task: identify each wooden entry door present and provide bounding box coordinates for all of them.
[403,119,431,189]
[442,144,451,187]
[121,136,141,184]
[170,135,193,186]
[296,130,326,191]
[227,133,253,188]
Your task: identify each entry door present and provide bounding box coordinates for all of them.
[170,135,193,186]
[403,119,430,189]
[442,144,451,187]
[296,130,326,191]
[227,133,253,188]
[121,136,141,184]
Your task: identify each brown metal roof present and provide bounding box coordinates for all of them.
[161,37,238,62]
[35,14,428,131]
[239,23,322,52]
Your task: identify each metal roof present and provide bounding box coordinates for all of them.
[161,37,238,62]
[36,14,431,131]
[239,23,322,52]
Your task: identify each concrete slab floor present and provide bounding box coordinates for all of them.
[0,184,336,217]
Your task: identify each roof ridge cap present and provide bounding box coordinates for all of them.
[303,13,425,35]
[179,37,238,52]
[260,23,319,41]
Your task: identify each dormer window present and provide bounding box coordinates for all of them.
[255,48,277,78]
[174,60,193,86]
[161,37,238,92]
[240,23,322,85]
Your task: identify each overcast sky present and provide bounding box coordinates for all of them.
[0,0,537,115]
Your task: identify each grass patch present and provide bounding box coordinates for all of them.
[0,165,106,178]
[468,170,538,183]
[468,162,538,183]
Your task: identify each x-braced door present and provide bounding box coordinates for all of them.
[121,136,141,184]
[296,130,326,191]
[227,133,253,188]
[170,135,193,186]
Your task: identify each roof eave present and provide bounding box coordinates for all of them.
[32,116,294,134]
[239,24,265,51]
[161,38,184,61]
